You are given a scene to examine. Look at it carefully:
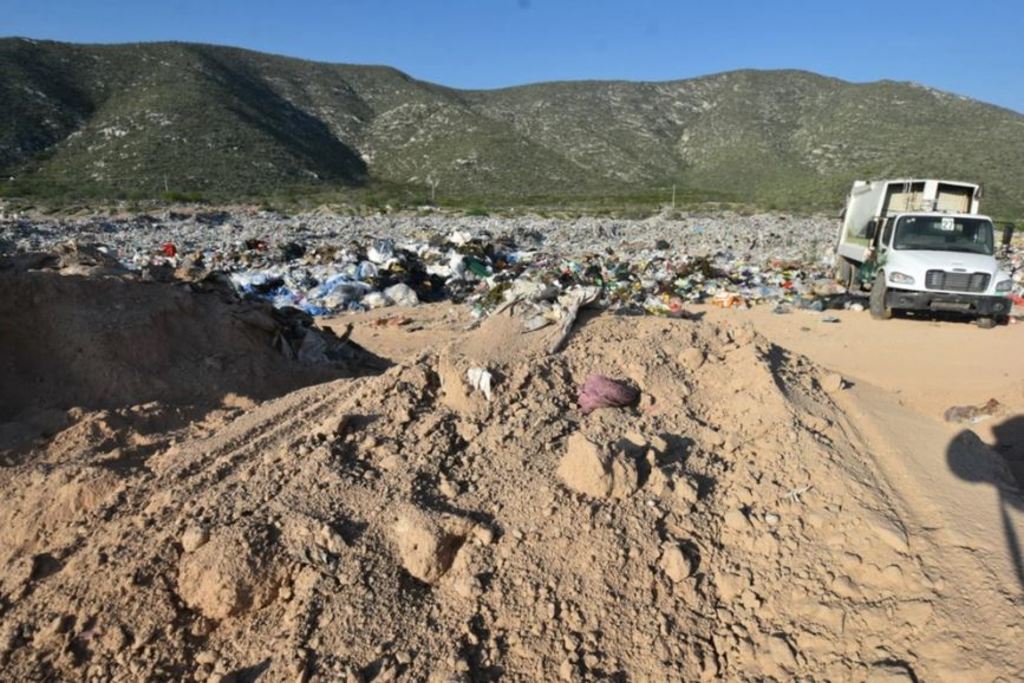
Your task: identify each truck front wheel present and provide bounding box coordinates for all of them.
[869,273,892,320]
[976,316,997,329]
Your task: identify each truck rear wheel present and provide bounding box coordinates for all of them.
[834,257,856,289]
[869,273,892,320]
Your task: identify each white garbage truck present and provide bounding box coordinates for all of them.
[834,179,1015,327]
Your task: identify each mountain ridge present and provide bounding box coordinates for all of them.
[2,37,1023,214]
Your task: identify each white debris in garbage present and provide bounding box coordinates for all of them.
[466,367,494,401]
[384,283,419,307]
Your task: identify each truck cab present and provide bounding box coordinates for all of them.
[834,179,1014,327]
[867,211,1013,324]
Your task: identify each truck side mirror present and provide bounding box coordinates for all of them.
[1003,223,1015,248]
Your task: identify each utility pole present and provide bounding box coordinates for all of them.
[671,183,676,210]
[426,174,439,204]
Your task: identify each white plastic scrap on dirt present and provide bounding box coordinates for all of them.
[466,367,494,401]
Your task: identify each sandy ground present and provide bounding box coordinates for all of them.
[3,266,1024,681]
[711,306,1024,418]
[709,305,1024,586]
[710,306,1024,649]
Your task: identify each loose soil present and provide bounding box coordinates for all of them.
[1,270,1022,682]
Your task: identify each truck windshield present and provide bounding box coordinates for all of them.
[893,216,994,255]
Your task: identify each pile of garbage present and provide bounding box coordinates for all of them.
[0,209,849,315]
[130,231,852,319]
[1004,248,1024,309]
[3,208,1022,319]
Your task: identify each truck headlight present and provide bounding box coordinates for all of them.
[996,279,1013,292]
[888,271,915,285]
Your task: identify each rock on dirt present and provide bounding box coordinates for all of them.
[180,525,210,553]
[557,433,637,499]
[673,474,700,505]
[819,371,845,393]
[391,507,473,584]
[723,508,750,531]
[677,347,706,371]
[659,542,693,582]
[176,524,282,620]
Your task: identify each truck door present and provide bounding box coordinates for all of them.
[877,217,895,266]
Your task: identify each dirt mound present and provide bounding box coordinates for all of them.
[0,251,386,449]
[0,305,1011,680]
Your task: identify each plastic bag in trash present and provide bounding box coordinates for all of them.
[368,239,396,265]
[358,261,380,280]
[384,283,419,307]
[362,291,391,309]
[467,367,494,401]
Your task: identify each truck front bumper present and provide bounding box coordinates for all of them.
[887,289,1011,316]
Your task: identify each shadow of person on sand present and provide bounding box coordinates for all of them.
[947,415,1024,591]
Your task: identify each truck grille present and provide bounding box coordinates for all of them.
[924,270,990,293]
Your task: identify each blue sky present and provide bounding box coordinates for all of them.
[4,0,1023,112]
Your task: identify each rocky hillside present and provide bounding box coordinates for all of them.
[2,38,1023,213]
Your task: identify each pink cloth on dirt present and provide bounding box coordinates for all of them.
[578,374,639,414]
